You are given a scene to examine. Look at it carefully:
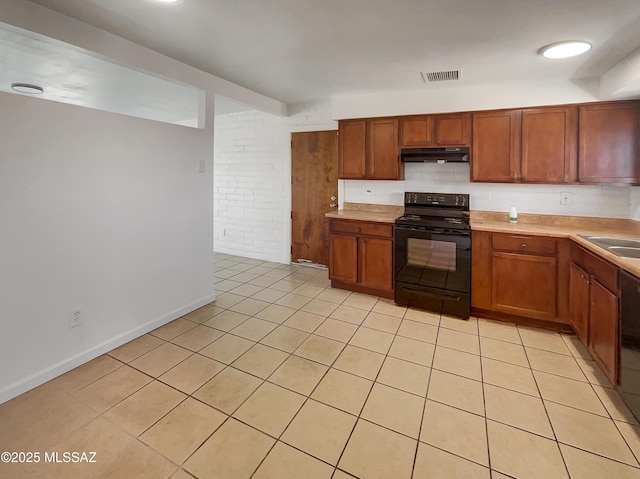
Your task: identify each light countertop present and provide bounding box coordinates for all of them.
[325,202,403,223]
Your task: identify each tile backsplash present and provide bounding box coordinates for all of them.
[342,163,632,219]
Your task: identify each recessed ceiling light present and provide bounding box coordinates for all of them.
[154,0,180,3]
[540,41,592,59]
[11,83,44,94]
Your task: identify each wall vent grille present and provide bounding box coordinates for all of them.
[421,70,462,82]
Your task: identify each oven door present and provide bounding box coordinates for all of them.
[394,225,471,293]
[394,225,471,317]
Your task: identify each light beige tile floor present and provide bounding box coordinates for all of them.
[1,252,639,479]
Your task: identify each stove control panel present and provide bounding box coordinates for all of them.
[404,192,468,209]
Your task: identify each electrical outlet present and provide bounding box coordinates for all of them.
[197,160,206,173]
[560,192,571,205]
[363,186,376,196]
[69,307,83,328]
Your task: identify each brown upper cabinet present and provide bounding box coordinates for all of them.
[338,118,402,180]
[472,110,521,182]
[472,106,577,183]
[578,101,640,184]
[400,113,471,147]
[339,100,639,184]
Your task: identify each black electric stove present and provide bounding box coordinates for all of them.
[394,192,471,318]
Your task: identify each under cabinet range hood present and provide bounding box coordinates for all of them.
[401,147,469,163]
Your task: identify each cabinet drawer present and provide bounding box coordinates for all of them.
[492,234,557,256]
[330,220,393,238]
[571,245,619,294]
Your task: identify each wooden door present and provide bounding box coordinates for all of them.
[578,102,640,183]
[434,113,471,146]
[338,120,366,179]
[329,234,358,283]
[521,106,576,183]
[291,131,338,266]
[569,262,590,344]
[360,237,393,292]
[589,279,619,386]
[491,252,557,320]
[472,110,521,182]
[368,118,401,180]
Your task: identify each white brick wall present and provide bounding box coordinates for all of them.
[344,162,633,219]
[214,103,337,263]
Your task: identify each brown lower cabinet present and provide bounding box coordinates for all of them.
[328,219,393,298]
[472,231,570,326]
[569,244,620,385]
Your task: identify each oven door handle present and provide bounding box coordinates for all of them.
[395,226,470,236]
[402,287,462,302]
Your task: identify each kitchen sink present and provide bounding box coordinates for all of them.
[578,235,640,259]
[608,246,640,259]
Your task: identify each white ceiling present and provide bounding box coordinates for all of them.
[26,0,640,105]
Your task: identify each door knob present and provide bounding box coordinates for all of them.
[330,203,337,208]
[330,196,337,201]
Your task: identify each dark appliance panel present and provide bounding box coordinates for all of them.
[620,270,640,422]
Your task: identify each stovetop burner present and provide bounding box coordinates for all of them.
[395,192,470,230]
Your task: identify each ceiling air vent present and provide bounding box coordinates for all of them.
[421,69,462,83]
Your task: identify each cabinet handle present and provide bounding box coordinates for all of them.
[521,244,527,249]
[493,252,497,257]
[578,178,584,183]
[357,227,361,233]
[521,176,526,181]
[511,176,516,181]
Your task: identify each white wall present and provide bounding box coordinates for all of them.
[331,79,599,119]
[630,187,640,220]
[214,103,338,263]
[0,0,292,404]
[344,163,631,218]
[0,92,215,403]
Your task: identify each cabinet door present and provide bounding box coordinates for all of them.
[329,234,358,284]
[578,102,640,183]
[338,120,366,179]
[569,262,590,344]
[401,117,432,147]
[434,113,471,146]
[368,118,401,180]
[471,231,492,310]
[491,252,557,320]
[472,110,521,182]
[360,237,393,292]
[521,106,576,183]
[589,278,619,386]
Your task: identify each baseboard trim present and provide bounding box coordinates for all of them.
[0,293,216,405]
